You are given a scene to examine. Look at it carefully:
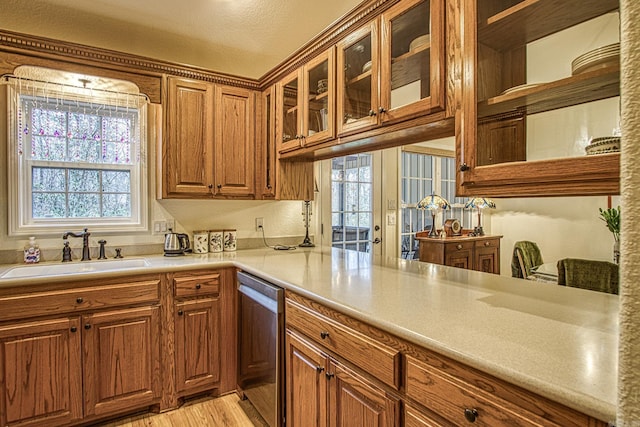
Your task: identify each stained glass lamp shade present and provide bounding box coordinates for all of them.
[464,197,496,236]
[417,194,450,238]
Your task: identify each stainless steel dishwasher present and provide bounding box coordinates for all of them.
[237,271,284,427]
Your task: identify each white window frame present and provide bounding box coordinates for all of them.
[6,81,148,236]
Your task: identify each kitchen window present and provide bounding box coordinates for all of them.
[5,69,148,235]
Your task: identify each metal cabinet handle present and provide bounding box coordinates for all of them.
[84,324,91,330]
[368,109,376,116]
[76,297,83,304]
[70,326,77,333]
[464,408,478,423]
[459,163,470,172]
[178,310,184,316]
[217,184,222,189]
[195,283,202,290]
[378,107,386,113]
[316,366,325,373]
[325,372,335,380]
[484,241,490,246]
[457,244,463,250]
[320,331,330,339]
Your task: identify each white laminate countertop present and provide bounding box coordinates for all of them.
[0,247,618,422]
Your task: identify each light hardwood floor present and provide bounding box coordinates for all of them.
[97,394,260,427]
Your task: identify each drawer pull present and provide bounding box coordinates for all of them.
[316,366,325,373]
[320,331,330,339]
[457,244,463,250]
[178,310,184,316]
[70,326,77,333]
[464,408,478,423]
[325,372,335,380]
[76,297,83,304]
[84,324,91,330]
[195,283,202,290]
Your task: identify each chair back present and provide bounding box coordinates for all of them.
[557,258,619,294]
[511,241,543,279]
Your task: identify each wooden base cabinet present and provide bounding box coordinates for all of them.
[0,318,82,427]
[285,331,398,427]
[83,306,161,418]
[417,235,501,274]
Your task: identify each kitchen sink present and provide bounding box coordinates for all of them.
[0,258,150,279]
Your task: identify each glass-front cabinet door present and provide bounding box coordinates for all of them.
[303,47,335,147]
[337,21,380,135]
[276,69,303,154]
[380,0,445,122]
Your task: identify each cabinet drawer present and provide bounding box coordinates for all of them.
[286,299,400,389]
[444,241,474,253]
[406,356,573,427]
[0,279,161,322]
[174,273,220,298]
[475,239,499,249]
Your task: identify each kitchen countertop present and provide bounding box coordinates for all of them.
[0,247,618,422]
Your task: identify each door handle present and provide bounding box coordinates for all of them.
[373,238,381,244]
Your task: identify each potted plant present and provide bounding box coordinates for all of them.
[599,206,620,263]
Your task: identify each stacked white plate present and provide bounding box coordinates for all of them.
[571,43,620,75]
[501,83,542,95]
[409,34,430,51]
[585,136,620,155]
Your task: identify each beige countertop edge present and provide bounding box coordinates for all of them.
[0,249,618,423]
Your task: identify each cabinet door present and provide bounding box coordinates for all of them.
[380,0,445,122]
[328,359,399,427]
[277,69,304,153]
[0,318,82,427]
[444,243,473,269]
[474,240,500,274]
[257,86,277,199]
[164,76,215,197]
[214,85,256,197]
[337,20,380,135]
[83,306,161,418]
[175,298,220,393]
[302,47,335,147]
[286,331,328,427]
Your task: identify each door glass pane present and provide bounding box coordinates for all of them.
[331,154,373,253]
[390,0,431,109]
[307,59,329,136]
[282,76,298,143]
[343,34,372,124]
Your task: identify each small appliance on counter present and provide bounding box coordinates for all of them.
[164,228,191,256]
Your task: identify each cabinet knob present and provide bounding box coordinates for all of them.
[76,297,83,304]
[70,326,77,333]
[208,184,213,189]
[459,163,470,172]
[316,366,325,373]
[378,107,386,114]
[217,184,222,189]
[368,109,376,117]
[178,309,184,316]
[325,372,335,380]
[457,244,463,250]
[84,324,91,330]
[464,408,478,423]
[195,283,202,290]
[320,331,330,339]
[484,241,490,246]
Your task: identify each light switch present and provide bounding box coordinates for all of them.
[387,199,397,210]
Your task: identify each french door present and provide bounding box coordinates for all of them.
[319,152,382,255]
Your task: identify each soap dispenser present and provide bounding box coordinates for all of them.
[24,236,41,264]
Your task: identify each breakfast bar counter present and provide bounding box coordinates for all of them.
[0,247,618,423]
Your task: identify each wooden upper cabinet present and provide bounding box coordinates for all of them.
[214,85,256,197]
[164,76,215,198]
[457,0,620,197]
[337,20,380,135]
[276,68,304,154]
[380,0,446,122]
[257,86,277,199]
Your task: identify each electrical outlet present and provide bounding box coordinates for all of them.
[153,220,175,234]
[255,217,264,231]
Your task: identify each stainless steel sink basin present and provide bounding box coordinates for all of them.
[0,258,150,279]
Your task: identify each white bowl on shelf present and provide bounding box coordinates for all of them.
[409,34,430,51]
[361,60,372,73]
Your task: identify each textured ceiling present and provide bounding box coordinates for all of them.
[0,0,363,78]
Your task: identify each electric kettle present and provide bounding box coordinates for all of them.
[164,228,191,256]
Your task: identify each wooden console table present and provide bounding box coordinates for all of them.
[416,234,502,274]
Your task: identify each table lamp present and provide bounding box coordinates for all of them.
[464,197,496,236]
[417,193,450,238]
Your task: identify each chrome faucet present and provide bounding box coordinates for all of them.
[62,228,91,261]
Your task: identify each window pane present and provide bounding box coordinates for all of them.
[69,169,100,192]
[32,193,66,218]
[68,138,101,162]
[69,193,100,217]
[31,136,66,161]
[103,171,131,192]
[32,167,65,192]
[103,194,131,217]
